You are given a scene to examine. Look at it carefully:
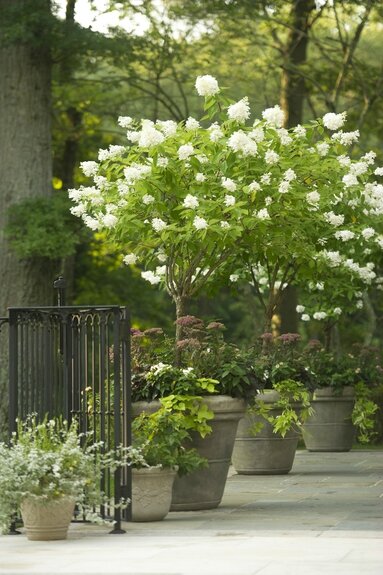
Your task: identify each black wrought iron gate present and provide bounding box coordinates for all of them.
[7,305,132,530]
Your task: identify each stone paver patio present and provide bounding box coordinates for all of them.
[0,450,382,575]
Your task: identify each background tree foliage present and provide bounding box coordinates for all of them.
[0,0,382,436]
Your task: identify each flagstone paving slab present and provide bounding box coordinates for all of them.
[0,450,382,574]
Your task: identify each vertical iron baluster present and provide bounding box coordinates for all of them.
[99,312,106,519]
[8,310,18,436]
[110,309,124,533]
[43,315,51,418]
[71,315,79,423]
[121,308,132,522]
[91,316,97,448]
[80,315,87,436]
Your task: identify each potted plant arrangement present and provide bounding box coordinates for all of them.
[130,317,250,511]
[302,341,380,451]
[128,400,208,521]
[68,72,382,499]
[0,416,129,540]
[232,333,312,475]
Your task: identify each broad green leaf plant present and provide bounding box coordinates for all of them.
[69,74,383,336]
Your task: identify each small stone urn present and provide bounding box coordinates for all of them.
[20,497,75,541]
[132,466,178,521]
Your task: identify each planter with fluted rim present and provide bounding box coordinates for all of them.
[302,386,355,452]
[20,497,75,541]
[232,390,300,475]
[170,395,246,511]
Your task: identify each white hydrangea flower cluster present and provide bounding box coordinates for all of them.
[262,105,285,128]
[306,190,320,206]
[193,216,208,230]
[227,130,258,156]
[313,311,327,320]
[80,161,99,177]
[227,97,251,123]
[324,211,344,227]
[195,75,220,96]
[334,230,355,242]
[123,253,137,265]
[322,112,347,131]
[183,194,199,209]
[221,177,236,192]
[98,145,125,161]
[332,130,360,146]
[141,270,161,285]
[138,122,165,148]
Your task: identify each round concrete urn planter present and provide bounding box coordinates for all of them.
[302,386,355,452]
[232,391,300,475]
[20,497,75,541]
[132,467,178,521]
[170,395,245,511]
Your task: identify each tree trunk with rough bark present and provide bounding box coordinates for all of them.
[174,294,188,365]
[279,0,315,335]
[0,0,53,436]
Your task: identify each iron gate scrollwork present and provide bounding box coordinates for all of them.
[8,305,132,530]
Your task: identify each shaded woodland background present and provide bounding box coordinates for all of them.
[0,0,383,433]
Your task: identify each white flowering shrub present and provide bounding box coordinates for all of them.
[0,416,129,533]
[70,74,382,334]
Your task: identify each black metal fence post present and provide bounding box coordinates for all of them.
[53,276,66,307]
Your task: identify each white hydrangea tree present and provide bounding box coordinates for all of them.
[69,75,383,344]
[220,111,383,334]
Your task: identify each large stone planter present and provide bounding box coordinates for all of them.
[132,467,178,522]
[302,386,355,452]
[132,400,161,418]
[20,497,75,541]
[170,395,245,511]
[232,391,300,475]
